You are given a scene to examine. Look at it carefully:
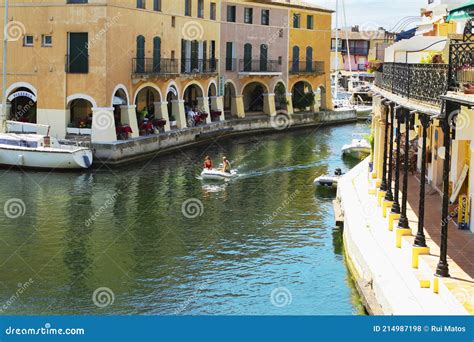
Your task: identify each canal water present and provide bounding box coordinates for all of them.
[0,122,369,315]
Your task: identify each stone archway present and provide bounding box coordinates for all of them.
[7,86,37,124]
[224,81,238,119]
[291,81,314,113]
[135,85,166,135]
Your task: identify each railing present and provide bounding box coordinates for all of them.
[180,59,218,75]
[340,48,369,55]
[239,59,282,73]
[289,61,324,75]
[133,58,218,76]
[133,58,179,75]
[65,54,89,74]
[374,62,449,106]
[448,41,474,91]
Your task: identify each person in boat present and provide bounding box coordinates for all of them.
[203,156,213,170]
[221,156,231,173]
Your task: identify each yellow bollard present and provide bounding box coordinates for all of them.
[395,228,412,248]
[382,201,393,218]
[388,213,401,231]
[377,191,386,206]
[411,247,430,269]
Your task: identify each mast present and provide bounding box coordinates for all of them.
[1,0,9,133]
[342,0,353,75]
[334,0,339,99]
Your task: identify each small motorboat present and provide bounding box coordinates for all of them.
[201,169,238,181]
[342,137,371,159]
[314,169,343,188]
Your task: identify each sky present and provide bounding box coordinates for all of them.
[308,0,428,31]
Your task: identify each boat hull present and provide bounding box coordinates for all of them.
[201,169,238,181]
[313,176,339,188]
[0,147,93,169]
[342,147,371,159]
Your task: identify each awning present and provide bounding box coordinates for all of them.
[113,96,126,105]
[447,0,474,21]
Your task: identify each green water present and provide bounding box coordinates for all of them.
[0,122,369,315]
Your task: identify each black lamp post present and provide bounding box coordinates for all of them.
[414,113,431,248]
[380,104,390,191]
[397,108,411,229]
[391,107,403,214]
[436,101,455,278]
[385,103,395,201]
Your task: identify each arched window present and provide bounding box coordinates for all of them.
[260,44,268,72]
[136,35,145,73]
[153,37,161,72]
[292,46,300,72]
[306,46,313,72]
[244,43,252,72]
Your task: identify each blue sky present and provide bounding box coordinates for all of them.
[309,0,427,31]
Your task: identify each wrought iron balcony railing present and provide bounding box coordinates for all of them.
[374,62,449,106]
[180,59,218,75]
[133,58,218,76]
[448,41,474,91]
[239,59,282,73]
[289,61,324,75]
[133,58,179,75]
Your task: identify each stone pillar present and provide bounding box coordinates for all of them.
[37,108,67,139]
[197,96,212,124]
[0,103,11,133]
[263,93,276,116]
[233,95,245,118]
[120,105,139,138]
[285,93,294,115]
[210,96,225,121]
[171,100,186,129]
[91,107,117,143]
[154,101,171,132]
[312,91,321,112]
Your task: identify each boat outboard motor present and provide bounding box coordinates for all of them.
[335,168,342,176]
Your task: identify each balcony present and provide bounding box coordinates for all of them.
[289,61,324,75]
[448,40,474,92]
[340,48,369,56]
[132,58,218,77]
[374,62,449,106]
[180,59,218,75]
[238,59,282,75]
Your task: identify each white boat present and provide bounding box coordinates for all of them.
[341,138,371,159]
[201,169,238,181]
[354,105,373,118]
[314,169,343,188]
[0,122,93,169]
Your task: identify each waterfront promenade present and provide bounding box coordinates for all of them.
[338,159,473,315]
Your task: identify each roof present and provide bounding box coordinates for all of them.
[447,0,474,20]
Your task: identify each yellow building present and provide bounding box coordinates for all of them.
[1,0,332,143]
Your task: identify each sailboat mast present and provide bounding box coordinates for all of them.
[1,0,9,133]
[334,0,339,99]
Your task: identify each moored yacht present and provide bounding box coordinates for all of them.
[0,121,93,169]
